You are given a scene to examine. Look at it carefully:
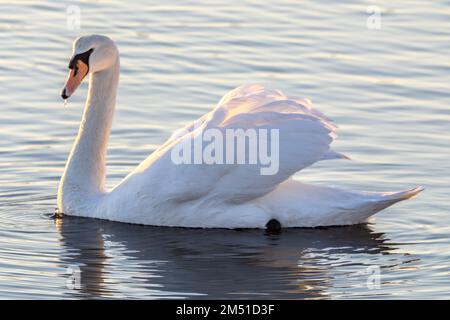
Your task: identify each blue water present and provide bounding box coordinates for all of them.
[0,0,449,299]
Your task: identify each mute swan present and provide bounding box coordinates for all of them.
[57,35,422,229]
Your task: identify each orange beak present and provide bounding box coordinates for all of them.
[61,60,89,99]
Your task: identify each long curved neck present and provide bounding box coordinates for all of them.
[59,58,119,204]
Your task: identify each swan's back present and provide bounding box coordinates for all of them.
[114,85,337,203]
[98,85,422,228]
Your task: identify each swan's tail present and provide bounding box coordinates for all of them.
[261,181,424,228]
[351,186,425,224]
[378,186,424,202]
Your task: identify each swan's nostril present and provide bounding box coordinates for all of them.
[266,219,282,232]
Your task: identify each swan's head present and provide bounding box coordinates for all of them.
[61,34,118,99]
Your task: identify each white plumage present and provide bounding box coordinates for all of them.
[57,35,422,229]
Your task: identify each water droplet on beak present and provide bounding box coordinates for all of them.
[63,99,68,108]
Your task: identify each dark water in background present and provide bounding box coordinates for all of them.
[0,0,449,298]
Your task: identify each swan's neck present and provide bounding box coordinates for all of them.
[58,59,119,210]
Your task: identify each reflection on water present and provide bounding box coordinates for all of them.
[56,216,395,299]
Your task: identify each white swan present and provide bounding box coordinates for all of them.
[57,35,422,229]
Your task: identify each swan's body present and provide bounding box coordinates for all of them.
[57,35,422,229]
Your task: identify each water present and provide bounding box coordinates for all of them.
[0,0,449,299]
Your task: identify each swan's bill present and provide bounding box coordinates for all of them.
[61,60,89,100]
[61,48,94,100]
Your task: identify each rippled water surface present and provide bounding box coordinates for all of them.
[0,0,449,299]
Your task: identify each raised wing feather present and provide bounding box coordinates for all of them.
[117,85,338,205]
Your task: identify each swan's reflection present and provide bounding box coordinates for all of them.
[56,217,393,299]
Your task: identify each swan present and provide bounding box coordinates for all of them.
[57,34,423,229]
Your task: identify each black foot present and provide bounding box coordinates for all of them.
[53,208,64,219]
[266,219,282,232]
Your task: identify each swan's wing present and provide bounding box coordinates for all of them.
[118,85,338,204]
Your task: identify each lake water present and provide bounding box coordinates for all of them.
[0,0,449,299]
